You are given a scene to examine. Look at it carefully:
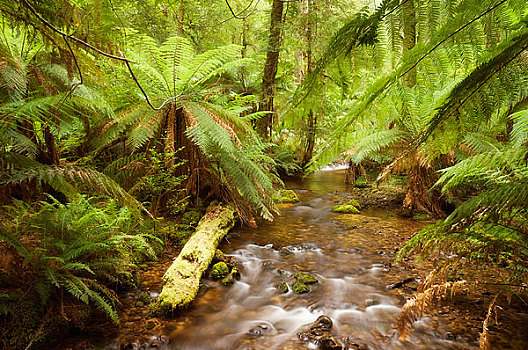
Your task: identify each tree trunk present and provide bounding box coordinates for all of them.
[402,151,444,218]
[256,0,284,140]
[402,0,416,87]
[301,0,317,167]
[154,203,236,312]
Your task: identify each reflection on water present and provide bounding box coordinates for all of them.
[69,170,479,349]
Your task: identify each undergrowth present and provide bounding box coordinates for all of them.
[0,195,160,349]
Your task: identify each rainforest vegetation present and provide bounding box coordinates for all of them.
[0,0,527,349]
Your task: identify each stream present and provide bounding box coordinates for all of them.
[61,169,479,349]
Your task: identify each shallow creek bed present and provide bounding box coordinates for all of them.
[58,170,528,350]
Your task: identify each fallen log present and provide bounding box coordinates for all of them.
[154,202,236,313]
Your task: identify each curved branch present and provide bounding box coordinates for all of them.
[20,0,132,63]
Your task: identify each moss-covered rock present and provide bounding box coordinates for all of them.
[210,262,229,279]
[345,199,361,209]
[332,204,360,213]
[221,274,235,286]
[294,272,318,284]
[332,199,361,213]
[276,282,289,293]
[231,267,241,280]
[273,189,300,203]
[292,282,310,294]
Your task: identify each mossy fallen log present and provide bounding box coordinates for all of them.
[154,203,236,313]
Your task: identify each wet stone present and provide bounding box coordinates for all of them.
[445,332,456,340]
[311,315,333,331]
[248,323,270,337]
[366,298,380,307]
[294,272,318,284]
[319,335,342,350]
[292,282,310,294]
[276,282,289,293]
[280,246,293,255]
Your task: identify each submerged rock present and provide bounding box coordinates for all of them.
[221,274,234,286]
[294,272,318,284]
[276,282,289,293]
[279,246,293,255]
[273,189,300,203]
[210,262,229,279]
[248,323,270,336]
[292,282,310,294]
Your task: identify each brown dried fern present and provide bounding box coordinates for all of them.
[397,280,467,341]
[479,294,499,350]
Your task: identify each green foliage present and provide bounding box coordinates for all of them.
[129,149,188,216]
[100,34,277,221]
[0,195,157,324]
[399,108,528,289]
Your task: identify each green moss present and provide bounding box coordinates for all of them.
[332,204,360,213]
[345,199,361,209]
[210,262,229,279]
[214,249,226,263]
[294,272,318,284]
[169,228,193,244]
[182,210,202,226]
[221,274,234,286]
[273,189,300,203]
[135,300,145,307]
[292,282,310,294]
[157,204,236,312]
[276,282,289,293]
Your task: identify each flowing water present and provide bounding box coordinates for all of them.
[62,169,480,349]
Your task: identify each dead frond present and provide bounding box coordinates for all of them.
[398,280,467,341]
[479,294,499,350]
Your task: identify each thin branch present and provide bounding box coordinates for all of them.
[62,34,83,86]
[18,0,178,111]
[224,0,259,19]
[20,0,131,63]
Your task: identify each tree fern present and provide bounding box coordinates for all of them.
[101,34,277,221]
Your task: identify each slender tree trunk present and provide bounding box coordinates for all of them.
[401,0,445,217]
[402,0,416,87]
[257,0,284,140]
[301,0,316,167]
[177,1,185,36]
